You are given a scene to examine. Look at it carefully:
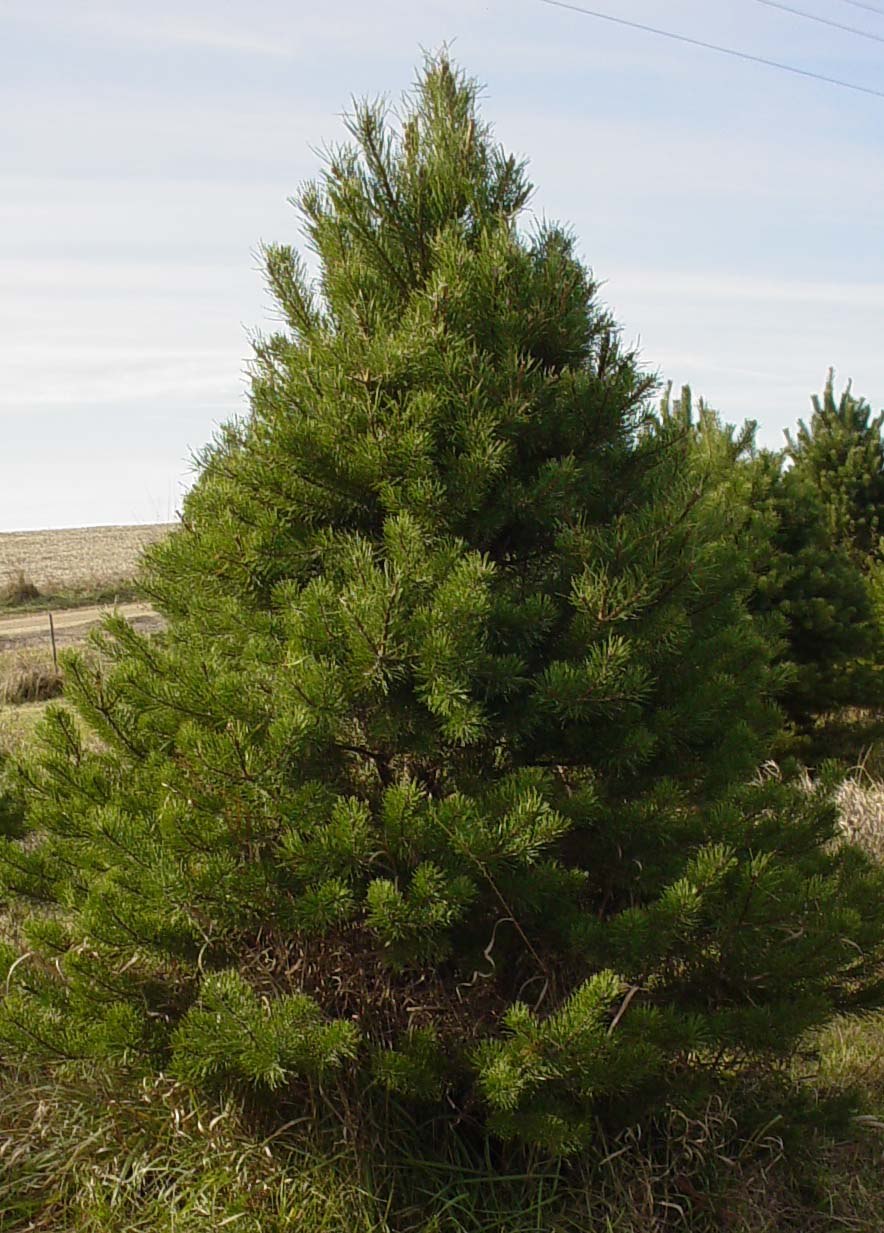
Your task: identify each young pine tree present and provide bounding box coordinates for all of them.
[787,370,884,566]
[751,457,884,735]
[660,385,884,735]
[1,58,882,1154]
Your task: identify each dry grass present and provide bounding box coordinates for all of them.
[1,571,41,605]
[0,699,100,758]
[836,775,884,864]
[0,524,172,598]
[0,522,170,753]
[761,758,884,866]
[0,1066,881,1233]
[0,649,63,706]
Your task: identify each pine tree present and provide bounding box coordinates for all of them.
[1,58,882,1154]
[660,383,883,739]
[787,370,884,566]
[775,370,884,736]
[751,457,883,732]
[661,386,882,728]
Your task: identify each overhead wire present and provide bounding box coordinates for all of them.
[755,0,884,45]
[538,0,884,100]
[834,0,884,18]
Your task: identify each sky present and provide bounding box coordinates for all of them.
[2,0,883,530]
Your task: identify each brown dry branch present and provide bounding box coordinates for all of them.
[242,925,511,1050]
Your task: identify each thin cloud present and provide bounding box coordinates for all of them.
[610,270,884,309]
[2,2,297,57]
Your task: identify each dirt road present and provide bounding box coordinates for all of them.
[0,602,163,650]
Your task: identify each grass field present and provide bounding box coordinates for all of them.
[0,523,172,601]
[0,525,168,743]
[0,698,54,752]
[0,1013,881,1232]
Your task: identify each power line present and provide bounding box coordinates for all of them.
[756,0,884,44]
[538,0,884,100]
[835,0,884,18]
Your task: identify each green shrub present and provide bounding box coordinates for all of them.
[1,56,882,1154]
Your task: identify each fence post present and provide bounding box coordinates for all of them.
[48,611,58,671]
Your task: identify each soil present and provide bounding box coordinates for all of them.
[0,602,164,651]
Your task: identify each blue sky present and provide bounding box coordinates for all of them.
[2,0,883,530]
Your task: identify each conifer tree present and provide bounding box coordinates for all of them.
[659,384,883,736]
[1,58,882,1153]
[751,458,883,731]
[787,370,884,565]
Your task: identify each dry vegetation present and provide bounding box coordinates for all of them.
[0,1059,881,1232]
[0,649,62,706]
[0,523,171,604]
[838,775,884,864]
[0,524,170,757]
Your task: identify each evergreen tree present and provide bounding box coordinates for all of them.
[1,58,882,1153]
[787,370,884,565]
[751,458,883,732]
[660,384,884,737]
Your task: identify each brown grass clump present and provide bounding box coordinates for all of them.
[760,758,884,866]
[1,571,41,606]
[836,775,884,865]
[0,650,63,705]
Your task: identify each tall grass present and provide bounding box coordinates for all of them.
[0,576,143,613]
[837,774,884,864]
[0,650,62,705]
[1,1056,882,1233]
[0,571,41,606]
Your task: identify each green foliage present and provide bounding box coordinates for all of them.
[661,384,884,733]
[779,370,884,743]
[1,56,883,1155]
[750,454,883,729]
[787,369,884,565]
[170,970,359,1089]
[0,764,24,841]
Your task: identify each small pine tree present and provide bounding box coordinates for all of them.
[660,383,884,736]
[1,59,882,1153]
[751,458,883,732]
[787,370,884,566]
